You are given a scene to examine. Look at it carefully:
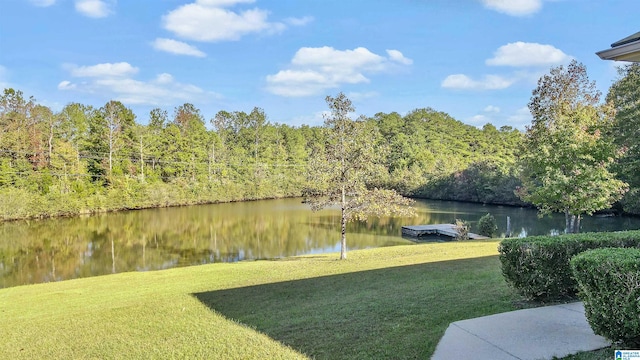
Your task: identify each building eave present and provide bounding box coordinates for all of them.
[597,39,640,62]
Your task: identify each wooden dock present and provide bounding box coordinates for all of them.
[401,224,489,240]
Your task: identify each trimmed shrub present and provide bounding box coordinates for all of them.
[498,231,640,300]
[477,213,497,237]
[571,248,640,347]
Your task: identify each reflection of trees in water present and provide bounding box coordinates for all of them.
[0,199,412,287]
[2,198,640,288]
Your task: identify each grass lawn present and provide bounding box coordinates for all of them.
[0,240,520,359]
[556,347,613,360]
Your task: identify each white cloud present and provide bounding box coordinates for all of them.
[291,47,386,72]
[469,114,489,124]
[386,49,413,65]
[57,80,77,90]
[481,0,542,16]
[162,0,307,42]
[152,38,206,58]
[29,0,56,7]
[67,62,139,78]
[155,73,174,84]
[442,74,475,89]
[486,42,571,67]
[441,74,515,90]
[90,77,206,105]
[59,62,219,106]
[266,47,412,97]
[508,106,532,127]
[469,106,502,126]
[197,0,255,6]
[284,16,314,26]
[266,70,336,97]
[442,42,565,92]
[75,0,113,18]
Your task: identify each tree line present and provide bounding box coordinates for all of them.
[0,88,523,221]
[0,62,638,221]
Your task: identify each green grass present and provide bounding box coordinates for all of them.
[556,347,613,360]
[0,240,519,359]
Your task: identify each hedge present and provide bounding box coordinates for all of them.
[571,248,640,347]
[498,230,640,301]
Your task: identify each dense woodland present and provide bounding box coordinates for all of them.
[0,88,523,220]
[0,63,638,221]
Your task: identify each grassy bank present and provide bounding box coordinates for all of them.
[0,240,518,359]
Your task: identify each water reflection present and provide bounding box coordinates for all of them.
[1,198,639,288]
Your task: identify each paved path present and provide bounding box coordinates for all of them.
[431,302,610,360]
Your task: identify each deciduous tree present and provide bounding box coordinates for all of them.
[517,60,627,233]
[303,93,414,259]
[607,63,640,213]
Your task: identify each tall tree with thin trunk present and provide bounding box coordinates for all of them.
[303,93,414,259]
[0,88,35,160]
[58,102,91,169]
[147,107,168,174]
[172,103,208,182]
[102,100,135,175]
[607,63,640,214]
[27,104,51,169]
[517,60,627,233]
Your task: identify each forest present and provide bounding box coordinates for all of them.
[0,63,638,221]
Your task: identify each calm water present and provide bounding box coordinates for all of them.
[2,198,640,288]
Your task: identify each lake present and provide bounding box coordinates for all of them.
[2,198,640,288]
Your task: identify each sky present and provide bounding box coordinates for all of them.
[0,0,637,129]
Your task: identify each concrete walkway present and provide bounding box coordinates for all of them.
[431,302,611,360]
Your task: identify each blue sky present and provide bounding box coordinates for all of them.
[0,0,636,129]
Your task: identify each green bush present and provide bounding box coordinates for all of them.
[0,187,41,220]
[571,248,640,347]
[498,231,640,301]
[477,213,497,237]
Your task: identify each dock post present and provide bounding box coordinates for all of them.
[506,216,511,238]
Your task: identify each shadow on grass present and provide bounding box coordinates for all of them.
[193,255,518,360]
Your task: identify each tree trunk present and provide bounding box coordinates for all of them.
[108,110,114,174]
[190,153,195,182]
[208,144,214,182]
[62,163,68,194]
[340,186,347,260]
[109,135,113,174]
[76,145,80,170]
[565,211,581,234]
[48,122,53,167]
[570,215,576,234]
[139,137,144,183]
